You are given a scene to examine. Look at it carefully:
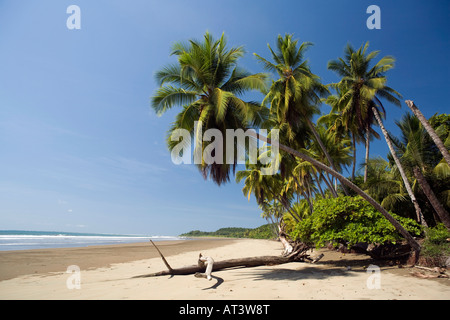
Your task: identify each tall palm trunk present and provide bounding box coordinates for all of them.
[312,170,326,198]
[275,193,301,223]
[301,190,314,214]
[306,118,350,196]
[413,167,450,230]
[364,122,370,183]
[319,171,338,198]
[372,106,428,227]
[250,131,422,259]
[405,100,450,167]
[352,134,357,180]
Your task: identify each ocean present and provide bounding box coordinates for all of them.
[0,230,185,251]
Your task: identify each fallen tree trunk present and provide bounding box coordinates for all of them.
[132,240,311,279]
[133,255,307,278]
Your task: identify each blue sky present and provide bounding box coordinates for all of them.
[0,1,448,236]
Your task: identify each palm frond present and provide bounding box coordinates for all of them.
[213,88,233,122]
[151,86,198,116]
[433,160,450,179]
[254,53,282,75]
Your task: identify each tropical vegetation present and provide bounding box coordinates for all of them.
[285,196,422,249]
[152,32,450,265]
[180,225,276,239]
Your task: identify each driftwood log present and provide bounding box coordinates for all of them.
[195,254,214,280]
[133,240,313,279]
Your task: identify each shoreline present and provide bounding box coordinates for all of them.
[0,238,448,300]
[0,238,237,281]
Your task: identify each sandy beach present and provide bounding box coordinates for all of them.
[0,238,448,300]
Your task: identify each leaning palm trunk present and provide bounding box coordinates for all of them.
[278,220,294,255]
[413,167,450,230]
[372,106,428,227]
[405,100,450,167]
[306,118,350,196]
[249,131,422,258]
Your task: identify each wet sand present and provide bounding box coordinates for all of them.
[0,238,236,281]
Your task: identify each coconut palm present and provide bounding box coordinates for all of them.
[393,113,450,230]
[236,162,301,222]
[405,101,450,167]
[236,164,299,254]
[235,163,271,204]
[363,157,413,216]
[327,42,396,182]
[250,130,421,256]
[152,33,422,259]
[328,42,426,226]
[254,34,351,194]
[373,102,427,226]
[259,200,284,238]
[151,32,268,185]
[309,124,353,191]
[288,157,317,212]
[321,83,367,180]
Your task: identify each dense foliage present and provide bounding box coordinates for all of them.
[180,224,275,239]
[246,224,277,239]
[286,196,422,248]
[153,32,449,261]
[421,223,450,259]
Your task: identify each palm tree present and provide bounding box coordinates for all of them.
[328,42,426,226]
[289,157,317,212]
[363,157,412,216]
[235,163,271,204]
[236,164,298,254]
[259,200,283,238]
[317,84,358,180]
[249,130,421,256]
[152,33,422,260]
[151,32,268,185]
[321,83,362,180]
[394,113,450,230]
[310,124,353,192]
[254,34,351,194]
[405,100,450,167]
[327,43,390,182]
[372,103,427,226]
[236,162,301,222]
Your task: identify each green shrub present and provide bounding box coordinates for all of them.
[288,196,422,248]
[421,223,450,258]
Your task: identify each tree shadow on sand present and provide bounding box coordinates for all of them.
[202,275,225,290]
[233,254,376,282]
[245,265,363,282]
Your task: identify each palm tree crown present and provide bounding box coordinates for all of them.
[328,42,402,182]
[255,34,327,139]
[151,32,269,185]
